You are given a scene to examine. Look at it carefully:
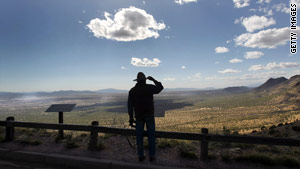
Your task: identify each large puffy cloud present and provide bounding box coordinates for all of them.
[175,0,197,5]
[241,15,275,32]
[235,27,300,48]
[215,47,229,53]
[233,0,250,8]
[87,6,166,42]
[218,69,241,74]
[131,57,161,67]
[249,62,300,71]
[244,51,264,59]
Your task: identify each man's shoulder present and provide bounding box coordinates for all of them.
[129,87,135,93]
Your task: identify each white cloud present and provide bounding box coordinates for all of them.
[257,0,271,4]
[273,3,289,13]
[257,6,273,16]
[226,40,232,44]
[291,0,300,10]
[272,0,300,14]
[206,71,287,82]
[163,77,176,81]
[234,18,242,24]
[175,0,197,5]
[78,20,83,24]
[131,57,161,67]
[215,61,220,65]
[248,64,264,71]
[142,1,146,5]
[243,71,287,80]
[235,27,300,48]
[194,73,201,78]
[241,15,275,32]
[229,58,243,63]
[187,73,201,81]
[244,51,264,59]
[218,69,241,74]
[215,47,229,53]
[233,0,250,8]
[121,66,128,70]
[86,6,166,42]
[249,62,300,71]
[181,66,186,69]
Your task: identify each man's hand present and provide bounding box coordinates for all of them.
[147,76,155,81]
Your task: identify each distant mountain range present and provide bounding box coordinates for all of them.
[96,88,128,93]
[1,75,299,99]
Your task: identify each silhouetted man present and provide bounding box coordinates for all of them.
[128,72,164,162]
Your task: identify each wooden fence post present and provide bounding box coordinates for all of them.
[58,111,64,139]
[201,128,208,161]
[89,121,99,151]
[5,117,15,141]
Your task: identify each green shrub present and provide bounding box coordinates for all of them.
[221,153,231,162]
[96,141,105,151]
[235,154,275,166]
[80,133,88,137]
[223,127,231,135]
[0,135,4,142]
[292,126,300,132]
[232,130,239,135]
[31,140,42,145]
[277,156,300,168]
[268,129,276,135]
[233,143,254,149]
[158,139,178,149]
[208,153,217,160]
[178,142,197,159]
[64,140,79,149]
[103,133,117,139]
[179,149,198,159]
[16,137,42,146]
[55,136,62,143]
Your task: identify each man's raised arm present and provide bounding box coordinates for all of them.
[147,76,164,94]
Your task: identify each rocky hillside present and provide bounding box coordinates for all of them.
[255,77,288,92]
[256,75,300,108]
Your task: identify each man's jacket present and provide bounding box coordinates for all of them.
[128,80,163,119]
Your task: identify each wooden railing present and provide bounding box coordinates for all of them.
[1,116,300,160]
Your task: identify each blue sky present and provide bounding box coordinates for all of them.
[0,0,299,92]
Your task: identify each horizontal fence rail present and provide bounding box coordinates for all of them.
[1,118,300,160]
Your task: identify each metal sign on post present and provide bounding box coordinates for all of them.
[154,102,165,117]
[45,104,76,139]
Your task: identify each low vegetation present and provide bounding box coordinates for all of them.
[0,75,299,167]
